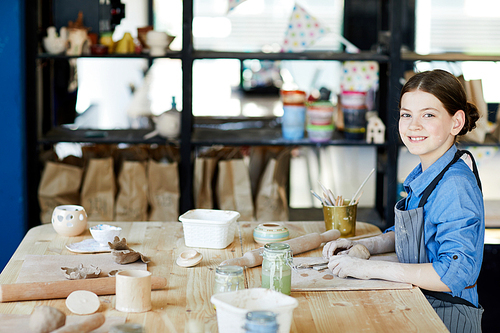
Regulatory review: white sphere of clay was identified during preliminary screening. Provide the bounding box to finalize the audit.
[51,205,88,237]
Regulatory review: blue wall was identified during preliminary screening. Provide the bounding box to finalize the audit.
[0,0,27,270]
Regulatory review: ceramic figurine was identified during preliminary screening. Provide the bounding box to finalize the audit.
[43,26,68,54]
[66,28,90,56]
[115,32,135,54]
[366,114,386,144]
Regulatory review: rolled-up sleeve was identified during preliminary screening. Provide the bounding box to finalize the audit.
[427,172,484,297]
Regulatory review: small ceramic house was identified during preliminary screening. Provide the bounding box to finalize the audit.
[366,116,386,144]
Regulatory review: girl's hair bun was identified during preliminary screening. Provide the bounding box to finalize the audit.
[461,101,480,135]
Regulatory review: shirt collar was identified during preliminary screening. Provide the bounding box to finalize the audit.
[403,145,458,197]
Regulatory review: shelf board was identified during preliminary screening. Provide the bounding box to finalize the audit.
[39,127,178,145]
[402,51,500,62]
[192,50,390,62]
[192,127,385,147]
[36,51,182,60]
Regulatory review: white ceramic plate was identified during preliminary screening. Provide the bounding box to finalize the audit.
[66,239,111,253]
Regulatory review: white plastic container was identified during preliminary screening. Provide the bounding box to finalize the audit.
[210,288,298,333]
[178,209,240,249]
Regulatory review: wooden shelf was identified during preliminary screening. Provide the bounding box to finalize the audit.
[36,51,182,60]
[193,50,390,62]
[39,127,178,145]
[401,51,500,62]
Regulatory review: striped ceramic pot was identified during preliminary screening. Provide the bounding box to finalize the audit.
[253,223,290,245]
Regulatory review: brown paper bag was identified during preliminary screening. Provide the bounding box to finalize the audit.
[147,159,179,221]
[38,161,83,223]
[462,78,489,143]
[194,157,218,209]
[80,157,116,221]
[216,158,254,221]
[255,149,290,221]
[115,161,148,221]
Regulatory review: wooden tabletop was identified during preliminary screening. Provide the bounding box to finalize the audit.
[0,221,448,332]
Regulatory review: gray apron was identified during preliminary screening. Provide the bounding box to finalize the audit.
[394,150,483,333]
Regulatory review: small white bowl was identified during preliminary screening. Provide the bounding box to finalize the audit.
[90,224,122,246]
[176,250,203,267]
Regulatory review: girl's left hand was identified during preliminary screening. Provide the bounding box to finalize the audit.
[328,256,373,280]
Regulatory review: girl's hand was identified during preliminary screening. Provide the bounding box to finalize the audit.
[322,239,354,259]
[328,256,373,279]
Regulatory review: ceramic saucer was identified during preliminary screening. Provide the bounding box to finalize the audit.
[176,250,203,267]
[66,239,111,253]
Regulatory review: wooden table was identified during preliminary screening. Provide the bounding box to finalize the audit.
[0,221,448,332]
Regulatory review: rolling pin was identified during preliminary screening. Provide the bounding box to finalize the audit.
[221,229,341,268]
[0,276,167,303]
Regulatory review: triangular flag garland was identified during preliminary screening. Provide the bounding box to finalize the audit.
[282,4,329,53]
[227,0,249,13]
[341,61,379,92]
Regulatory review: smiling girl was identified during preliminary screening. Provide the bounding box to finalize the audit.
[323,69,484,332]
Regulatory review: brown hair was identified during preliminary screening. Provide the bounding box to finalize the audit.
[399,69,480,136]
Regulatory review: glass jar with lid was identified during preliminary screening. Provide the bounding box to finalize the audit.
[261,243,293,295]
[213,265,245,295]
[244,311,279,333]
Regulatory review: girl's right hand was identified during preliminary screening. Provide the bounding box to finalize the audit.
[322,239,355,259]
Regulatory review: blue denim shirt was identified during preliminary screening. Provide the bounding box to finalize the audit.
[386,145,484,306]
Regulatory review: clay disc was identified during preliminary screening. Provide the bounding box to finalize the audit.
[65,290,100,315]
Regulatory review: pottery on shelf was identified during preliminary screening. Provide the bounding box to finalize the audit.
[143,97,181,139]
[146,30,175,56]
[66,28,90,56]
[43,26,68,54]
[52,205,88,237]
[253,223,290,245]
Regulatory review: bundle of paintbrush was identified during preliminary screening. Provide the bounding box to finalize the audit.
[310,168,375,207]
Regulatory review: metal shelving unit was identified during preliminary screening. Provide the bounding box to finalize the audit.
[29,0,405,228]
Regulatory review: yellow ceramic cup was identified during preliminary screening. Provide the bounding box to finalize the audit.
[322,201,357,238]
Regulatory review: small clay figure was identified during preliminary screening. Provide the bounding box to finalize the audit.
[29,305,66,333]
[61,264,101,280]
[108,236,151,264]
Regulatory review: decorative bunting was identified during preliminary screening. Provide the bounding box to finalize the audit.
[341,61,379,92]
[227,0,249,13]
[282,4,329,53]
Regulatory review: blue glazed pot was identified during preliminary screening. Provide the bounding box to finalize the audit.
[253,223,290,245]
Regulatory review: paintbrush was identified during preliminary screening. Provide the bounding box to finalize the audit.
[350,168,375,205]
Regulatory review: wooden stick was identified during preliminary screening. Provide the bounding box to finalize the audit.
[350,168,375,204]
[0,276,167,303]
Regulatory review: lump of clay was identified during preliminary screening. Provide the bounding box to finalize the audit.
[61,264,101,280]
[348,244,371,260]
[29,305,66,333]
[109,236,151,264]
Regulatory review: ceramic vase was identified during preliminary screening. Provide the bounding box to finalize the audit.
[51,205,88,237]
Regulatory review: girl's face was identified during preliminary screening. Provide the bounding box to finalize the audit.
[399,90,464,170]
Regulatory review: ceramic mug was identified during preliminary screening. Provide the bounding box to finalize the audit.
[115,270,152,312]
[253,223,290,245]
[51,205,88,237]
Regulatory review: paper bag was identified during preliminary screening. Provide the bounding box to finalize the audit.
[147,159,179,221]
[115,161,148,221]
[216,158,254,221]
[255,149,290,221]
[462,78,489,143]
[80,157,116,221]
[38,161,83,223]
[194,157,218,209]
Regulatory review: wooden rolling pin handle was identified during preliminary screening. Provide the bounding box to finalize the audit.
[0,276,167,303]
[51,313,106,333]
[220,229,341,268]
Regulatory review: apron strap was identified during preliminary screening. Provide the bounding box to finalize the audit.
[418,149,482,208]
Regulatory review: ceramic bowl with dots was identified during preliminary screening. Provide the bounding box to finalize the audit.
[51,205,88,237]
[90,224,123,246]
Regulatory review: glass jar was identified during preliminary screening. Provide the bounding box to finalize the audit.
[261,243,293,295]
[109,323,145,333]
[244,311,279,333]
[213,265,245,294]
